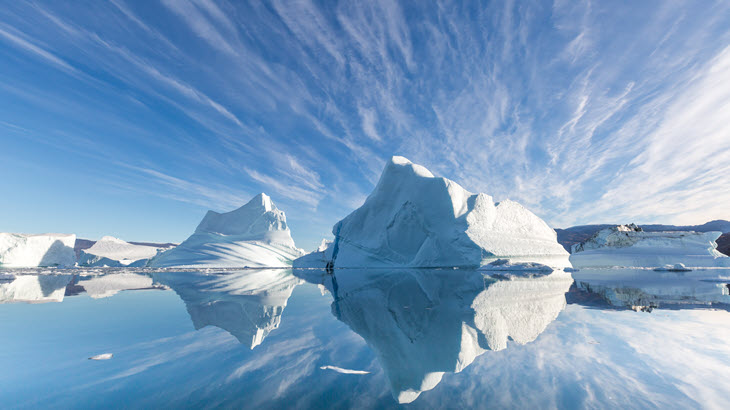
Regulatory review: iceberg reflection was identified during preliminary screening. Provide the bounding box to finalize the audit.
[570,268,730,312]
[153,270,302,349]
[295,268,573,403]
[0,274,73,304]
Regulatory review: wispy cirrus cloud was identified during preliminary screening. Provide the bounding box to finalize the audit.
[1,0,729,248]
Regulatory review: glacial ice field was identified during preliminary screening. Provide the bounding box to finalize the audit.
[1,266,729,409]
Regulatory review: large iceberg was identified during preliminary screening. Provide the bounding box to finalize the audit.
[149,194,304,268]
[305,156,569,269]
[294,268,572,403]
[0,233,76,267]
[570,224,730,268]
[78,236,172,267]
[153,270,301,348]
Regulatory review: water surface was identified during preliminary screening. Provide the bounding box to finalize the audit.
[1,267,729,409]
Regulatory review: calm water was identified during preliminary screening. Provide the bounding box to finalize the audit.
[1,267,729,409]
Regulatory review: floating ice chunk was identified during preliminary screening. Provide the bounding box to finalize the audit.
[319,365,370,375]
[653,263,692,272]
[149,194,304,268]
[0,233,76,267]
[302,156,570,269]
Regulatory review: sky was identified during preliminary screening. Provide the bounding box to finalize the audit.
[1,0,729,251]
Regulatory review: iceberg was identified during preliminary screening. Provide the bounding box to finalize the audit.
[0,233,76,267]
[0,274,73,304]
[292,239,333,269]
[570,224,730,268]
[78,236,171,267]
[148,194,304,268]
[305,156,569,269]
[295,268,572,403]
[153,270,302,348]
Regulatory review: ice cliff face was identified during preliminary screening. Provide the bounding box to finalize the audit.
[317,156,569,269]
[295,268,572,403]
[570,224,730,268]
[154,270,301,348]
[0,233,76,267]
[78,236,170,267]
[149,194,304,268]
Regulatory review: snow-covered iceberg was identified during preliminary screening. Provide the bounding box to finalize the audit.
[295,268,572,403]
[0,274,73,303]
[78,236,172,267]
[0,233,76,268]
[570,224,730,268]
[148,194,304,268]
[305,156,569,269]
[154,270,302,348]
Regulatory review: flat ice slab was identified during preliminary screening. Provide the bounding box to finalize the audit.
[570,225,730,268]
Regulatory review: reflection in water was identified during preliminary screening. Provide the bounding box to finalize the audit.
[570,268,730,312]
[296,269,573,403]
[0,274,72,303]
[0,272,163,303]
[153,270,302,349]
[75,273,163,299]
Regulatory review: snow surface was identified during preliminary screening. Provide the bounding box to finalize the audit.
[301,268,572,403]
[78,236,171,267]
[0,233,76,267]
[153,270,302,348]
[302,156,569,269]
[0,274,72,303]
[148,194,304,268]
[570,225,730,268]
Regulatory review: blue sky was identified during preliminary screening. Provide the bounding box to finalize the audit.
[1,0,729,251]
